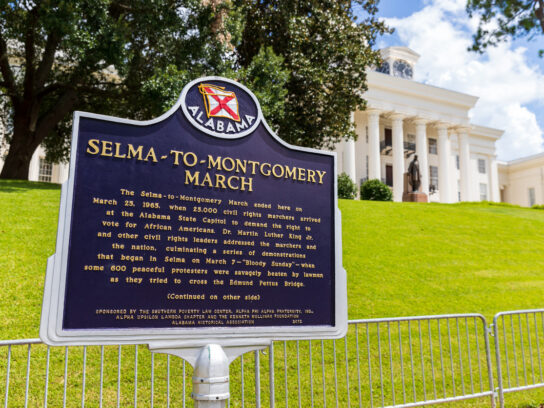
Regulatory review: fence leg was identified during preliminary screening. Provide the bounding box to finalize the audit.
[269,343,275,408]
[255,350,261,408]
[480,319,497,408]
[192,344,230,408]
[492,322,504,408]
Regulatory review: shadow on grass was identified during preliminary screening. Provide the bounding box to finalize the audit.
[0,179,61,193]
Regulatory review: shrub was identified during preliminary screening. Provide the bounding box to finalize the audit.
[337,172,357,199]
[532,204,544,210]
[360,179,393,201]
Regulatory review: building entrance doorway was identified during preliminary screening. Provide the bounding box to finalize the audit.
[386,164,393,187]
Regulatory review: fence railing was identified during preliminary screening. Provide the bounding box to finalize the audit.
[263,314,494,408]
[0,311,542,407]
[492,309,544,408]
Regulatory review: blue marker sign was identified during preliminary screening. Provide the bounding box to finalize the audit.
[40,77,347,345]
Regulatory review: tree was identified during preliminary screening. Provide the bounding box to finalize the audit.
[235,0,390,149]
[0,0,387,179]
[141,46,289,134]
[0,0,233,179]
[467,0,544,55]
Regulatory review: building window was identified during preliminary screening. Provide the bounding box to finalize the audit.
[430,166,438,190]
[365,126,368,144]
[393,59,413,79]
[480,183,488,201]
[478,158,486,174]
[365,155,369,179]
[406,134,416,152]
[529,188,536,207]
[384,128,392,147]
[429,138,437,154]
[38,158,52,182]
[458,181,461,202]
[456,155,460,170]
[376,61,390,75]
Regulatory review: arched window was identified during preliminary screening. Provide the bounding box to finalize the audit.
[393,60,413,79]
[376,61,390,75]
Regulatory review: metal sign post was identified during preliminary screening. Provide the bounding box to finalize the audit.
[191,344,230,407]
[150,339,270,407]
[39,76,347,404]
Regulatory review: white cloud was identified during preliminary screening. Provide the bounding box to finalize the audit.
[385,0,544,161]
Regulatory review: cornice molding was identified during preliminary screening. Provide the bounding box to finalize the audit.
[366,71,479,110]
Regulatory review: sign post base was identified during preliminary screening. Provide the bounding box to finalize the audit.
[149,339,271,407]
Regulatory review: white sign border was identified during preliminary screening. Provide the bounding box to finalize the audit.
[40,76,347,346]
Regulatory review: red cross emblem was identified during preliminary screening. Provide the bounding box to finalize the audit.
[199,84,240,122]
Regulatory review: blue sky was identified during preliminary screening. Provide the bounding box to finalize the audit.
[376,0,427,19]
[356,0,544,161]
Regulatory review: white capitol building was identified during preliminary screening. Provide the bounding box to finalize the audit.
[335,46,502,204]
[335,46,544,207]
[2,46,542,207]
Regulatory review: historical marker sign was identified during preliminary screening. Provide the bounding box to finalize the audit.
[40,77,347,345]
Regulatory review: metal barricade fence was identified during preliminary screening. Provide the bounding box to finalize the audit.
[0,340,196,408]
[492,309,544,408]
[265,314,494,408]
[0,313,497,408]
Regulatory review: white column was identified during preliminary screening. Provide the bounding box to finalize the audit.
[437,123,452,203]
[490,156,500,202]
[343,112,356,182]
[448,129,459,203]
[28,147,41,181]
[458,129,471,201]
[391,114,405,202]
[414,119,429,195]
[58,162,69,184]
[343,139,356,182]
[367,109,381,181]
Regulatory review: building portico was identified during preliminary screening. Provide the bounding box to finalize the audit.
[336,47,503,203]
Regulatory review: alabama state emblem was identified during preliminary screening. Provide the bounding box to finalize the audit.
[198,84,240,122]
[181,77,261,138]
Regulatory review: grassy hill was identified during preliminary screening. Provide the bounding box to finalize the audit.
[1,179,544,339]
[342,199,544,320]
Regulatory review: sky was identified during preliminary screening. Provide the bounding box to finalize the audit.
[357,0,544,162]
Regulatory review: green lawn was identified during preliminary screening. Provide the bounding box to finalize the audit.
[3,180,544,339]
[341,199,544,321]
[2,180,544,408]
[0,180,61,339]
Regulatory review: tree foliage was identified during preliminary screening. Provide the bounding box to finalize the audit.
[0,0,230,178]
[140,47,288,130]
[235,0,389,149]
[467,0,544,55]
[337,172,358,199]
[0,0,387,179]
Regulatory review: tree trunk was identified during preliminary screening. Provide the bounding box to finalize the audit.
[0,128,41,180]
[0,101,41,180]
[0,89,78,180]
[536,0,544,32]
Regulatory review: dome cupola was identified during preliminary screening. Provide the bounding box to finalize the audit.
[376,47,420,80]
